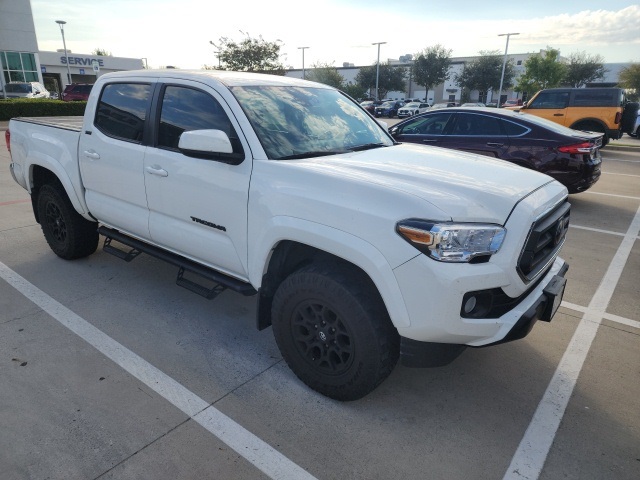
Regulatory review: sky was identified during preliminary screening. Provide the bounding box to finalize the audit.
[31,0,640,70]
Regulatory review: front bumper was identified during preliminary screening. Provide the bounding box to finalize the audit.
[399,260,568,367]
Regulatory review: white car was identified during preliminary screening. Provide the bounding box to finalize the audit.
[397,102,430,118]
[630,111,640,137]
[2,81,50,99]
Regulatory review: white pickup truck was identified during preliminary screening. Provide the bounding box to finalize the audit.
[6,70,569,400]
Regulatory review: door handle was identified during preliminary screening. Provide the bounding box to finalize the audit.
[486,142,504,147]
[145,166,168,177]
[83,150,100,160]
[553,113,564,116]
[422,139,438,143]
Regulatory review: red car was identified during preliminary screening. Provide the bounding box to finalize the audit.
[62,83,93,101]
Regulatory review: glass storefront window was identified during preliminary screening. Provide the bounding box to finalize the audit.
[6,52,22,70]
[10,71,26,82]
[21,53,36,71]
[1,51,39,88]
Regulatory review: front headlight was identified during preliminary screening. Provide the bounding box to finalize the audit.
[396,219,506,263]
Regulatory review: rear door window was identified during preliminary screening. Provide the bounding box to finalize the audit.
[94,83,152,143]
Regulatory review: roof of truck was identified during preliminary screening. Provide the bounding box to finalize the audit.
[99,69,330,89]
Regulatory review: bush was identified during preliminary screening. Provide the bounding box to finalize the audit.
[0,98,86,121]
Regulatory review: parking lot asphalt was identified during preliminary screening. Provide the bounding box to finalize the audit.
[1,119,639,480]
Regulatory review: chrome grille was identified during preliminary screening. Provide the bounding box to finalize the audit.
[518,201,570,282]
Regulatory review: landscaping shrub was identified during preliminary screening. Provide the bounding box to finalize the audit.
[0,98,86,121]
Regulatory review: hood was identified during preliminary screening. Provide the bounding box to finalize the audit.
[292,143,557,223]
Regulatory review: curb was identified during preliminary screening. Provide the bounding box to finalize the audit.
[606,144,640,152]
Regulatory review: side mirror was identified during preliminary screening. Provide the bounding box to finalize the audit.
[178,129,233,154]
[178,129,244,165]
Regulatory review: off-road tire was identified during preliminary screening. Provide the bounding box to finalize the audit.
[573,121,609,147]
[271,262,400,401]
[37,183,99,259]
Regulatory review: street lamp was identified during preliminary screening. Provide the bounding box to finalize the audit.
[372,41,386,101]
[55,20,72,85]
[298,46,309,79]
[497,32,519,107]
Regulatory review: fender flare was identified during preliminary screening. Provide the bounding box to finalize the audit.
[28,159,91,220]
[249,216,412,329]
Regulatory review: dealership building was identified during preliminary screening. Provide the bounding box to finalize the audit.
[1,0,143,98]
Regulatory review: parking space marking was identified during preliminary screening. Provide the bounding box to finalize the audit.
[569,224,627,237]
[0,261,317,480]
[504,203,640,480]
[602,172,640,178]
[0,199,30,207]
[561,301,640,330]
[606,158,640,164]
[583,191,640,200]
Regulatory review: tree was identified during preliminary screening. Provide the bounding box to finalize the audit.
[412,44,451,98]
[563,52,607,88]
[306,62,344,89]
[341,82,368,101]
[355,62,406,100]
[618,63,640,101]
[455,50,514,98]
[515,47,566,94]
[206,33,286,74]
[92,48,112,56]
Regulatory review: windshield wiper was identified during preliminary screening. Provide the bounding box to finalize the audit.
[348,142,389,152]
[277,150,346,160]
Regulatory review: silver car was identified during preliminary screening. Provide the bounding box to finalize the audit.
[397,102,431,118]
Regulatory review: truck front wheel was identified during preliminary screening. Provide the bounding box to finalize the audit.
[37,183,99,259]
[271,263,399,401]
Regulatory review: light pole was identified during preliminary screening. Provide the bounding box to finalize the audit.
[497,32,519,107]
[55,20,72,85]
[298,46,309,79]
[372,41,386,101]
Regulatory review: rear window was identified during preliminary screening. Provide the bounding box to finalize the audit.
[572,90,622,107]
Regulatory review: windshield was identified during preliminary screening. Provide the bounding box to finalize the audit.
[6,83,32,93]
[231,85,393,159]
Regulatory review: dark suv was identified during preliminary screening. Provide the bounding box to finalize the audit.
[374,101,405,118]
[62,83,93,101]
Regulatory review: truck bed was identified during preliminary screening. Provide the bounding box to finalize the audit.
[14,116,83,132]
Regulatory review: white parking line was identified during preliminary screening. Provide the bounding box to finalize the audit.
[583,191,640,200]
[601,172,640,178]
[561,301,640,330]
[0,261,317,480]
[503,203,640,480]
[569,224,627,237]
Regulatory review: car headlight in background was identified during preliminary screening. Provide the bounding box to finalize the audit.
[396,219,506,263]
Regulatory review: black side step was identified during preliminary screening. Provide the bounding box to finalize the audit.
[103,237,142,262]
[99,226,257,297]
[176,267,227,300]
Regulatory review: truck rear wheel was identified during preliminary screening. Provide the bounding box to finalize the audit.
[37,183,99,259]
[271,262,399,401]
[573,121,609,146]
